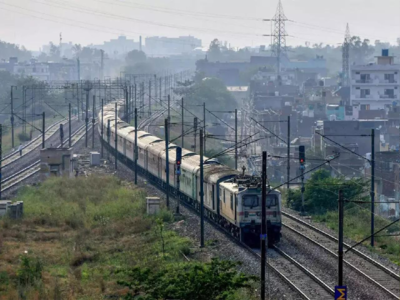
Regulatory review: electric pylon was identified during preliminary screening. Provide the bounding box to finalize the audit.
[342,23,351,87]
[270,0,288,83]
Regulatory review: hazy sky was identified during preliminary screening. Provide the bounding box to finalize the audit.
[0,0,399,51]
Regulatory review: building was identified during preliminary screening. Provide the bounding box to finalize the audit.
[13,60,50,81]
[350,49,400,110]
[145,36,202,56]
[93,36,139,57]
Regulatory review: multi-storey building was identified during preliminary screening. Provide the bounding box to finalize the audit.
[351,49,400,110]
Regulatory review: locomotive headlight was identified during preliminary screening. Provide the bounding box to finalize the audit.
[245,211,249,218]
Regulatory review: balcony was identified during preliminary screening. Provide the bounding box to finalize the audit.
[355,79,373,84]
[380,95,397,99]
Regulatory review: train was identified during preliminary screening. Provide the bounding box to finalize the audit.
[99,101,282,246]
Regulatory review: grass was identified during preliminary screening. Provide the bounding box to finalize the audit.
[0,175,258,299]
[0,175,192,299]
[313,207,400,265]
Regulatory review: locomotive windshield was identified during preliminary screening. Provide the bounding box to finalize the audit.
[242,195,277,208]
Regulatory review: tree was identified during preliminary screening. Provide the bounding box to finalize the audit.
[287,170,369,214]
[207,39,222,62]
[350,36,374,64]
[118,259,257,300]
[0,40,31,61]
[185,78,236,113]
[125,50,147,66]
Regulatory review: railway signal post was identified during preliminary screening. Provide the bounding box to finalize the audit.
[107,119,110,161]
[134,108,138,185]
[165,118,170,208]
[92,95,96,149]
[175,146,182,214]
[100,99,103,157]
[299,145,306,213]
[200,129,205,248]
[338,189,344,286]
[0,124,2,200]
[261,151,267,300]
[60,124,64,147]
[69,103,72,148]
[42,112,45,149]
[115,102,118,170]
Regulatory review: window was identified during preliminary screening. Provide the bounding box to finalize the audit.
[385,74,395,83]
[223,190,226,203]
[384,89,394,98]
[360,89,370,98]
[242,195,278,207]
[360,74,370,83]
[230,193,233,210]
[361,104,370,111]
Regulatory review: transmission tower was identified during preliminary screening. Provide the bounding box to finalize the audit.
[265,1,288,84]
[342,23,351,87]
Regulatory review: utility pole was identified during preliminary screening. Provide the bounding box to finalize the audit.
[69,103,72,148]
[154,74,157,105]
[165,118,170,208]
[100,50,104,80]
[168,94,171,142]
[115,102,118,170]
[371,128,375,247]
[200,129,205,248]
[42,112,45,149]
[203,102,206,153]
[60,124,64,147]
[235,108,238,170]
[134,84,137,111]
[287,116,291,203]
[11,86,16,149]
[181,98,184,148]
[159,77,162,104]
[77,83,80,121]
[77,58,81,81]
[100,99,104,157]
[148,80,151,117]
[194,117,198,152]
[261,151,267,300]
[125,86,129,123]
[0,124,2,200]
[85,89,89,148]
[107,119,110,161]
[134,108,138,185]
[338,189,344,286]
[92,95,96,149]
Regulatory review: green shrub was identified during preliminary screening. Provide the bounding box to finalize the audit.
[16,255,43,287]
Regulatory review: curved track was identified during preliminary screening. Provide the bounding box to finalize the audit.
[1,122,93,193]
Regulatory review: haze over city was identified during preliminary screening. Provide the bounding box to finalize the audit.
[0,0,399,50]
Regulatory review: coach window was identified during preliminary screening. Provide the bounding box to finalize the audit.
[223,190,226,203]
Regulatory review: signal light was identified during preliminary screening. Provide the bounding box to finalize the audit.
[299,145,305,166]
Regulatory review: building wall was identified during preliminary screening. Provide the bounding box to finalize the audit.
[350,59,400,110]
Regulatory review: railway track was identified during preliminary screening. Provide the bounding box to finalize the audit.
[282,211,400,299]
[1,117,78,168]
[1,122,93,193]
[249,245,334,300]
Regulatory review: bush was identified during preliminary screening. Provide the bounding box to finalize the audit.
[118,258,257,300]
[18,132,30,142]
[16,255,43,287]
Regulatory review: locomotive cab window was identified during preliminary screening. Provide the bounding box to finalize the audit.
[243,195,277,208]
[230,193,233,210]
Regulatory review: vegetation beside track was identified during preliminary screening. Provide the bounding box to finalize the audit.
[0,175,258,299]
[286,170,400,266]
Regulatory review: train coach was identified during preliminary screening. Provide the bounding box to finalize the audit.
[99,101,282,246]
